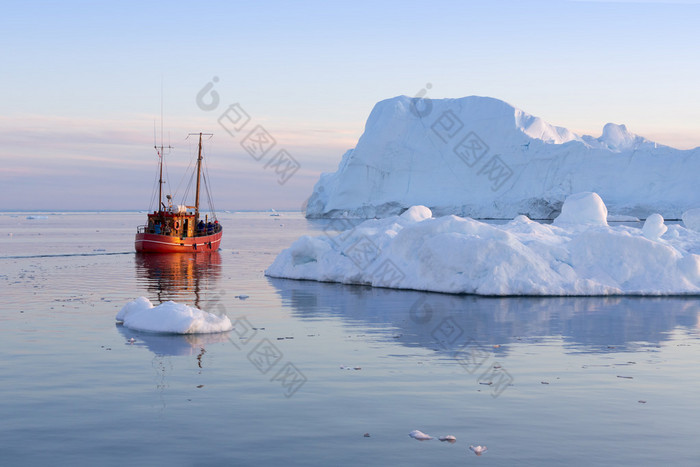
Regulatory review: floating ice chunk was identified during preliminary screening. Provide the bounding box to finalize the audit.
[469,445,488,456]
[642,213,667,240]
[682,208,700,232]
[116,297,232,334]
[409,430,433,440]
[439,435,456,442]
[553,192,608,227]
[267,193,700,296]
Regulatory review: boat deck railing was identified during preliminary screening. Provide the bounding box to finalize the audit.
[137,224,222,236]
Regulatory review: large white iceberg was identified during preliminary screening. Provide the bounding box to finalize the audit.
[116,297,233,334]
[267,193,700,296]
[305,96,700,219]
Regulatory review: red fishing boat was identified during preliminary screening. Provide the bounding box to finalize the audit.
[135,132,222,253]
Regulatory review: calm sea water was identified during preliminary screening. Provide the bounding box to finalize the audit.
[1,212,700,466]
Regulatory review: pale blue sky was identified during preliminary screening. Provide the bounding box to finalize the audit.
[1,0,699,210]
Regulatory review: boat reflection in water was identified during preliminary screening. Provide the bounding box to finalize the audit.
[135,251,222,308]
[126,251,228,357]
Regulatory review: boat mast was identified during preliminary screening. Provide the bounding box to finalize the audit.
[194,132,203,219]
[189,132,212,220]
[157,145,164,210]
[159,83,164,212]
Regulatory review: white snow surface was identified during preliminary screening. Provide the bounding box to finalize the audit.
[116,297,233,334]
[267,193,700,296]
[305,95,700,219]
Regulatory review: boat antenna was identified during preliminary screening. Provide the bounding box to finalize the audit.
[156,78,173,211]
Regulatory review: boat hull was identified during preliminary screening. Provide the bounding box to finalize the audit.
[135,231,222,253]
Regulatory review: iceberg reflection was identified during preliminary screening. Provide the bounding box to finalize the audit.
[267,277,700,354]
[116,324,230,357]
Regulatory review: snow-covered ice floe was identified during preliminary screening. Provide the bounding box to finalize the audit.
[266,193,700,296]
[116,297,232,334]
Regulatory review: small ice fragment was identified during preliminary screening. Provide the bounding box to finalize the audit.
[541,381,550,385]
[638,400,647,404]
[617,375,633,379]
[128,338,135,344]
[553,192,608,227]
[439,435,456,442]
[682,208,700,231]
[236,295,250,300]
[409,430,433,440]
[469,445,487,456]
[363,433,370,438]
[642,213,667,240]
